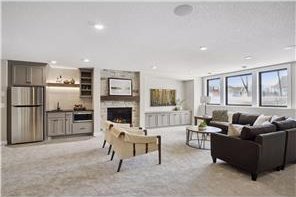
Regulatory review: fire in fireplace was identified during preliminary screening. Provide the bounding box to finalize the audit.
[107,107,132,124]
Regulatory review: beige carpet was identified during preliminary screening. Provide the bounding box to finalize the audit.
[1,126,295,196]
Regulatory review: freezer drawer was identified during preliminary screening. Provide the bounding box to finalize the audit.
[11,87,43,106]
[11,106,44,144]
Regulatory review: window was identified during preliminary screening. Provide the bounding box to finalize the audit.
[259,69,288,107]
[207,78,220,104]
[226,74,252,106]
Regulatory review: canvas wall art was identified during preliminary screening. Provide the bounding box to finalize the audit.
[108,78,132,96]
[150,89,176,106]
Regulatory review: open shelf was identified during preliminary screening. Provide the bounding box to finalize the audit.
[101,95,140,102]
[46,83,80,87]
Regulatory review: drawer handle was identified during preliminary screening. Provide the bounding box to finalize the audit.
[80,127,86,130]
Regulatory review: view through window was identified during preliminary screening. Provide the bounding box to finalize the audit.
[207,78,220,104]
[226,74,252,105]
[260,69,288,107]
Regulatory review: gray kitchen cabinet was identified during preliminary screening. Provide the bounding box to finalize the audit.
[145,111,191,128]
[47,118,65,136]
[8,60,47,86]
[65,113,73,135]
[72,122,93,134]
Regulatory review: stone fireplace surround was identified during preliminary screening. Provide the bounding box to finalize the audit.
[100,69,140,127]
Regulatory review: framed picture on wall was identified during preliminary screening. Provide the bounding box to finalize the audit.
[150,89,176,106]
[108,78,132,96]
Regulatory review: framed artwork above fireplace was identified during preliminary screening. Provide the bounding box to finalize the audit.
[108,78,132,96]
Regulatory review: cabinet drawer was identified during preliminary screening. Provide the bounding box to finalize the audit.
[47,112,65,118]
[72,122,93,134]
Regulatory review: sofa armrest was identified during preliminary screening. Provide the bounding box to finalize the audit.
[254,131,286,171]
[211,133,260,172]
[285,128,296,163]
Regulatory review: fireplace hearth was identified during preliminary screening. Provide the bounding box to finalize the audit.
[107,107,132,124]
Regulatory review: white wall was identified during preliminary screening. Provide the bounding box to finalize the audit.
[93,67,100,134]
[143,74,186,112]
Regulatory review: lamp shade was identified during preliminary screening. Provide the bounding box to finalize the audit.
[200,96,211,104]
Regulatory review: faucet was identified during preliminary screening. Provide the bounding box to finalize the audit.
[57,102,60,111]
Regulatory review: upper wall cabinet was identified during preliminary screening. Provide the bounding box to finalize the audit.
[8,60,47,86]
[79,68,93,98]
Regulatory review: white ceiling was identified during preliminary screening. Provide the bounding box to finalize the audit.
[2,2,296,79]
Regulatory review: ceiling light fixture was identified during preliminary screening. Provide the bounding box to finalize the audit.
[208,72,212,75]
[174,4,193,16]
[82,58,90,63]
[152,66,157,70]
[200,46,208,51]
[244,56,252,60]
[242,65,247,69]
[50,60,57,64]
[284,45,296,50]
[94,23,104,30]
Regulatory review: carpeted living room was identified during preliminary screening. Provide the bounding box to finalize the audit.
[1,1,296,197]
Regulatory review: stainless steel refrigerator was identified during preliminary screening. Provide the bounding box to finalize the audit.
[8,87,44,144]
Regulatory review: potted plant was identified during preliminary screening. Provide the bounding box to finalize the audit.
[198,120,207,130]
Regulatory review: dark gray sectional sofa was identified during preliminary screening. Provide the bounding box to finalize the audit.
[209,112,296,181]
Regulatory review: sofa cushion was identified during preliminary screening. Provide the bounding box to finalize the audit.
[273,119,296,130]
[240,124,277,141]
[212,110,228,122]
[232,113,241,124]
[253,114,272,126]
[237,113,259,126]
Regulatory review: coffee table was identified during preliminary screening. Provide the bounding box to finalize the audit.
[186,126,222,149]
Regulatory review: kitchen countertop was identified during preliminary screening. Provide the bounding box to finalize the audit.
[46,109,93,113]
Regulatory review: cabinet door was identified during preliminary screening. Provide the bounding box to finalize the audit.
[146,114,157,128]
[48,118,65,136]
[65,113,73,135]
[31,66,45,86]
[65,118,73,135]
[157,113,170,127]
[185,112,191,125]
[12,65,31,85]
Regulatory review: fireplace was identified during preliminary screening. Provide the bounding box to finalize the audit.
[107,107,132,124]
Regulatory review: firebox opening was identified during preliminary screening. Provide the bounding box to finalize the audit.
[107,107,132,124]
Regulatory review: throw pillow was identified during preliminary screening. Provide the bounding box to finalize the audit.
[228,124,244,137]
[240,124,277,141]
[228,112,235,123]
[212,110,228,122]
[270,115,286,123]
[253,114,272,126]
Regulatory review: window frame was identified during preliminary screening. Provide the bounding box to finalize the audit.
[259,68,288,108]
[225,73,253,106]
[206,78,221,105]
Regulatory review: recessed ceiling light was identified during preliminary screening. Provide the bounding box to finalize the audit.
[208,72,212,75]
[244,56,252,60]
[174,4,193,16]
[82,58,90,63]
[284,45,296,50]
[242,65,247,68]
[94,23,104,30]
[152,66,157,70]
[200,46,208,51]
[50,60,57,64]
